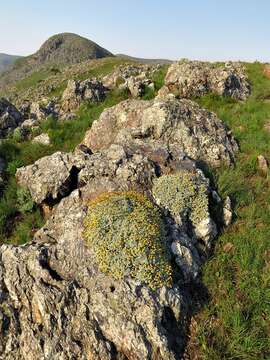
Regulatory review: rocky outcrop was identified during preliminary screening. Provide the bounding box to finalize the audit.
[16,151,83,204]
[0,97,23,138]
[83,97,238,167]
[0,189,187,359]
[164,60,251,100]
[103,64,156,97]
[2,91,238,358]
[61,78,107,114]
[9,142,219,359]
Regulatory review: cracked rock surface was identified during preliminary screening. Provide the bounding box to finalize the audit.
[1,93,240,359]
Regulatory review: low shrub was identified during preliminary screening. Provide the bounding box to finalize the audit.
[152,171,209,226]
[83,191,172,289]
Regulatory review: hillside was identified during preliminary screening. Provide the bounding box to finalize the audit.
[116,53,173,65]
[0,33,113,89]
[0,57,269,359]
[0,53,21,73]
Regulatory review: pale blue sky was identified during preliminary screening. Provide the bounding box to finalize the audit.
[1,0,269,61]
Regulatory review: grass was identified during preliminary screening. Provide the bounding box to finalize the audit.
[187,62,270,359]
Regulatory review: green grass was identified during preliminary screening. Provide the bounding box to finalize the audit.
[190,62,270,359]
[14,68,56,92]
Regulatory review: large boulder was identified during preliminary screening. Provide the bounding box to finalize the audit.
[0,97,23,138]
[83,97,238,167]
[165,60,251,100]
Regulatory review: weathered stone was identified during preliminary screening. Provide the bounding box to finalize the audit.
[0,188,188,359]
[83,97,238,167]
[61,78,107,113]
[223,196,233,226]
[30,99,57,121]
[165,60,251,100]
[32,133,51,145]
[257,154,269,175]
[16,152,83,204]
[0,97,23,138]
[103,64,157,97]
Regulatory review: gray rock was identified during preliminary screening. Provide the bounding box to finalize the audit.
[83,97,238,167]
[32,133,51,146]
[223,196,233,226]
[16,152,83,204]
[1,86,239,358]
[0,189,188,359]
[61,78,107,113]
[30,99,57,121]
[0,97,23,139]
[165,60,251,100]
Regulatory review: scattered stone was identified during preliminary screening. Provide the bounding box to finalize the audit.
[32,133,51,146]
[257,154,269,175]
[0,97,23,138]
[165,60,251,100]
[263,121,270,134]
[223,196,233,226]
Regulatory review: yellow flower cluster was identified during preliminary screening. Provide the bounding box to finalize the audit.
[83,191,172,290]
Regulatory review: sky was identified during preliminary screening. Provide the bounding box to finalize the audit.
[0,0,269,61]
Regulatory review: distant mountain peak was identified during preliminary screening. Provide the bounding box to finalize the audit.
[0,33,113,88]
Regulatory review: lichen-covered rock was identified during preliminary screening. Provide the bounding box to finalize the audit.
[223,195,233,226]
[30,99,57,120]
[16,151,87,204]
[61,78,107,113]
[83,97,238,167]
[0,189,187,359]
[0,97,23,138]
[103,64,156,97]
[165,60,250,100]
[126,75,154,97]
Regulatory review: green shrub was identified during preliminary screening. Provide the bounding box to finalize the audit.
[152,171,209,226]
[83,191,172,289]
[17,187,34,213]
